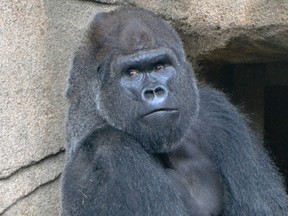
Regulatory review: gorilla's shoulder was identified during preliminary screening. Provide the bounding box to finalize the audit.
[197,84,244,127]
[198,84,233,111]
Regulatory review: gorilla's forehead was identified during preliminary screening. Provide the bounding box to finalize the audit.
[119,19,157,52]
[88,8,183,56]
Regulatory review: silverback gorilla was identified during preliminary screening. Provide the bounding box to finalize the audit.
[61,7,288,216]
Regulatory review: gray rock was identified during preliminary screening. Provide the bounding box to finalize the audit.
[2,178,62,216]
[0,152,65,214]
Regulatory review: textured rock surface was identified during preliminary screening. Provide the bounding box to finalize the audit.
[1,0,288,215]
[0,152,64,214]
[2,178,62,216]
[1,0,54,179]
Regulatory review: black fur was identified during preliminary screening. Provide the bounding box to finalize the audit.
[61,7,288,216]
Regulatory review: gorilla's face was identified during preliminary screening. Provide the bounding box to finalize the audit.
[88,9,199,153]
[95,48,199,153]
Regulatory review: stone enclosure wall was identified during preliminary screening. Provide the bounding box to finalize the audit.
[1,0,287,215]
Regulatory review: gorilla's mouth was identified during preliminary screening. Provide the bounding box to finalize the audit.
[142,108,178,118]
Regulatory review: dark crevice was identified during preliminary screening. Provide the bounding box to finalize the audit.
[0,173,62,215]
[0,148,65,180]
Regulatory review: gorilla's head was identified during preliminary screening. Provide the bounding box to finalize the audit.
[69,8,199,153]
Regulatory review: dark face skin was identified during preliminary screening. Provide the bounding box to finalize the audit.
[103,50,196,152]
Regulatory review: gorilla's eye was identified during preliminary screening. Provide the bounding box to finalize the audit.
[128,69,140,77]
[154,64,165,71]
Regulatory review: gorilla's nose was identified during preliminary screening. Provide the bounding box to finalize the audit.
[141,85,168,105]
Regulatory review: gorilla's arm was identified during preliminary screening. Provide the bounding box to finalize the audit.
[61,127,204,216]
[194,85,288,215]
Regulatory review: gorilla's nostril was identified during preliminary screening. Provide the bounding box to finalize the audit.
[144,89,155,99]
[154,86,166,97]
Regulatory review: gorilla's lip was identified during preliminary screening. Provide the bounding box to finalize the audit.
[142,108,179,118]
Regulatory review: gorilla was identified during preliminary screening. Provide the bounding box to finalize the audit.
[61,7,288,216]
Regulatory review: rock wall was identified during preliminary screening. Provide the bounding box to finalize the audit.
[1,0,287,215]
